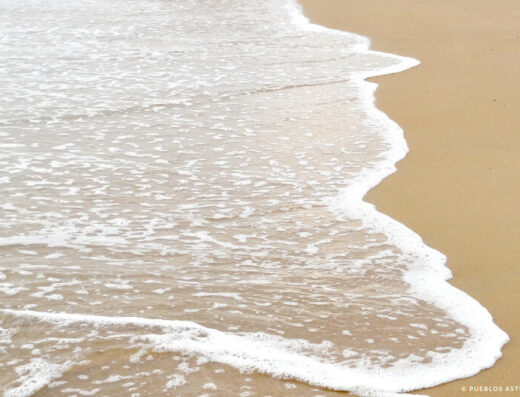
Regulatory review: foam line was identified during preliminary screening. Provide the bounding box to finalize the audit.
[287,0,509,392]
[0,306,506,395]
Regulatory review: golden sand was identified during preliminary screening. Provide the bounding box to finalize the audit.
[299,0,520,394]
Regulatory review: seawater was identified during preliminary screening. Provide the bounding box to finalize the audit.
[0,0,508,396]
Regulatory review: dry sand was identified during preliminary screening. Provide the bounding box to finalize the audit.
[298,0,520,395]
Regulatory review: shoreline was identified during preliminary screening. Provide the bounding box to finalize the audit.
[298,0,520,395]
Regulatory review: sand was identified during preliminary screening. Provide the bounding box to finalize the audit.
[298,0,520,395]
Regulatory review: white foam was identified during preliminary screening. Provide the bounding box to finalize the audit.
[0,308,505,395]
[287,0,508,392]
[4,357,71,397]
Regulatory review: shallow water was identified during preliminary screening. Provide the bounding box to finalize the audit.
[0,0,507,395]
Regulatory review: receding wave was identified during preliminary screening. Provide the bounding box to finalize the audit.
[0,0,507,396]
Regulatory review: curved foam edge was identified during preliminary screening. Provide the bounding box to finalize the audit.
[287,0,509,392]
[0,307,500,396]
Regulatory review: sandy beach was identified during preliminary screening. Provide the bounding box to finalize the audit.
[1,0,517,395]
[299,0,520,394]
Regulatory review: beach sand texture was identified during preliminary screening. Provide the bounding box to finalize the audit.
[299,0,520,395]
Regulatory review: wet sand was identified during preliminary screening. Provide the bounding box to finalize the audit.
[299,0,520,394]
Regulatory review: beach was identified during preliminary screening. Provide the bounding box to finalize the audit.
[299,0,520,394]
[0,0,516,395]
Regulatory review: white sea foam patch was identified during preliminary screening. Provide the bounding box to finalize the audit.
[3,357,72,397]
[0,309,503,396]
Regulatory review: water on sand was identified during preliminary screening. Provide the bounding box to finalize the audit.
[0,0,507,395]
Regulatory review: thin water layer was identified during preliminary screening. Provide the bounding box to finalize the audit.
[0,0,507,396]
